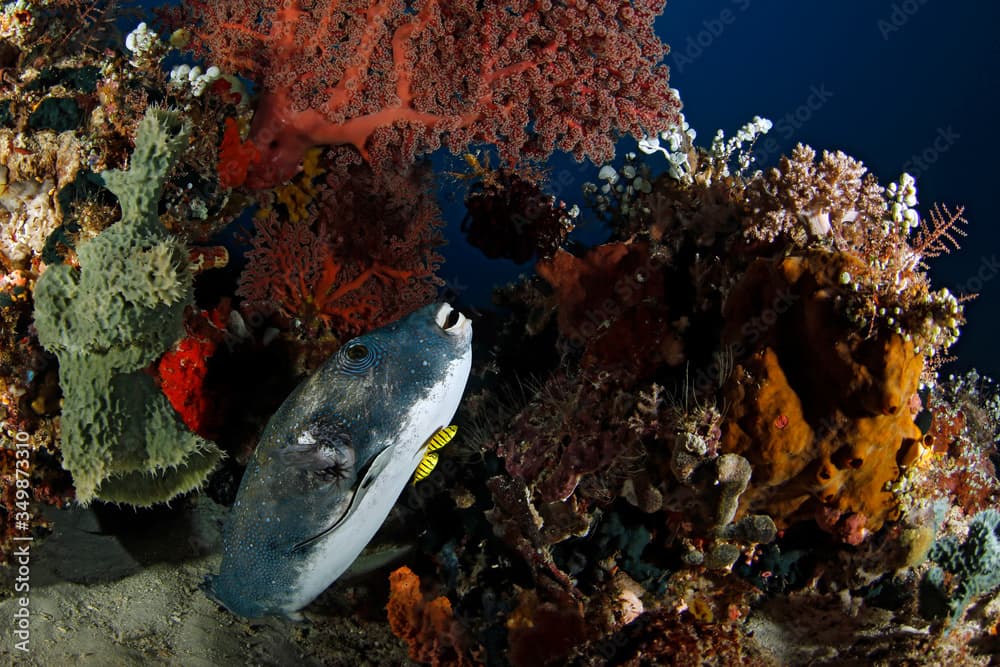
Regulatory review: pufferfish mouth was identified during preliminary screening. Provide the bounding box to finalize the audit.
[436,303,471,336]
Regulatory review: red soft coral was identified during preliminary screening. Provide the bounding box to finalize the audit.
[156,303,230,439]
[182,0,679,187]
[236,162,443,337]
[217,117,260,189]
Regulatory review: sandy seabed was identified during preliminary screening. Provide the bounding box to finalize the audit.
[0,496,416,666]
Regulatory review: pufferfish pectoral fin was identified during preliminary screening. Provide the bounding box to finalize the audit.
[412,425,457,484]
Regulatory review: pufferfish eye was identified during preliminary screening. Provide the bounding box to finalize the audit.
[340,341,378,373]
[345,344,369,361]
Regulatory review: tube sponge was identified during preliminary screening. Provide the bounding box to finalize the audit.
[33,109,224,506]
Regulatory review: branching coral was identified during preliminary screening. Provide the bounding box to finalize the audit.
[0,0,120,56]
[460,153,577,264]
[497,369,645,507]
[743,144,886,250]
[894,370,1000,529]
[451,115,989,667]
[741,145,967,363]
[1,4,248,254]
[575,607,775,667]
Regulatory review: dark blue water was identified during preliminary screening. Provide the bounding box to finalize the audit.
[443,0,999,380]
[651,1,999,379]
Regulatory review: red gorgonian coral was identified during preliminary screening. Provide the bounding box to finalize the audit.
[236,163,444,336]
[179,0,680,187]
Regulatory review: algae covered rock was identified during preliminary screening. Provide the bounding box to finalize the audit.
[33,108,224,506]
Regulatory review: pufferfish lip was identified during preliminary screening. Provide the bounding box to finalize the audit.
[435,303,471,337]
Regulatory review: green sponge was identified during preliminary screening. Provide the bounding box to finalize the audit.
[920,508,1000,628]
[33,108,224,506]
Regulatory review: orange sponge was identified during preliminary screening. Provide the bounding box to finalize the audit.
[387,566,478,666]
[720,251,924,540]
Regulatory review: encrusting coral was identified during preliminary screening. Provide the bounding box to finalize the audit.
[32,108,223,505]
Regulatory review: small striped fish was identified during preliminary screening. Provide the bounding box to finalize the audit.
[413,425,457,483]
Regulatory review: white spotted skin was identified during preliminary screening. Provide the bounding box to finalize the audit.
[287,341,472,613]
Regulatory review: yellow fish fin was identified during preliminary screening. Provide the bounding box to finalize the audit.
[412,425,458,484]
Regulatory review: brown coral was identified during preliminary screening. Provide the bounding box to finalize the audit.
[386,566,479,667]
[574,607,775,667]
[536,242,683,377]
[461,157,575,264]
[506,588,587,667]
[719,251,924,539]
[743,143,886,252]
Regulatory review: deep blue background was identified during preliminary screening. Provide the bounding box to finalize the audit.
[440,0,999,381]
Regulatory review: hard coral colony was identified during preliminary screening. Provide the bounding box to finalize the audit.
[0,0,995,666]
